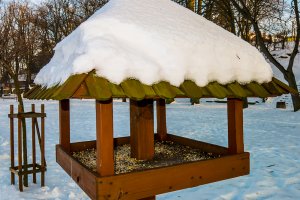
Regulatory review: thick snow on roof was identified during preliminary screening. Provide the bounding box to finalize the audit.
[35,0,273,87]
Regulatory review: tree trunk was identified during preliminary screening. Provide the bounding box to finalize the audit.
[285,71,300,111]
[13,76,29,187]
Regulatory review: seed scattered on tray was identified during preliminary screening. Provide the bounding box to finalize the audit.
[73,141,220,174]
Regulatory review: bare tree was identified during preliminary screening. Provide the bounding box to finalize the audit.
[226,0,300,111]
[0,0,39,186]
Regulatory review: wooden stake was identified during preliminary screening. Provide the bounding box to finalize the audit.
[156,99,167,141]
[33,119,46,165]
[41,104,45,187]
[10,105,15,185]
[130,99,155,160]
[96,100,114,176]
[19,105,28,187]
[18,106,23,191]
[227,98,244,154]
[59,100,70,152]
[31,104,36,184]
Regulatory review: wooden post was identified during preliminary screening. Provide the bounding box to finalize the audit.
[59,99,70,152]
[18,106,23,191]
[131,99,155,200]
[19,105,28,187]
[227,98,244,154]
[32,104,37,184]
[96,100,114,176]
[10,105,15,185]
[130,99,155,161]
[41,104,45,187]
[156,99,167,141]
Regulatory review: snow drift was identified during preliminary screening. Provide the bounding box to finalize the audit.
[34,0,273,88]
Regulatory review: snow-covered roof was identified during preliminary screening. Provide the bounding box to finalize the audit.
[34,0,273,88]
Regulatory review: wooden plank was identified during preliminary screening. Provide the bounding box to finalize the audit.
[8,112,46,119]
[72,82,91,99]
[70,137,131,153]
[130,99,155,160]
[71,141,97,152]
[246,82,270,98]
[156,99,167,141]
[10,105,15,185]
[41,104,45,187]
[97,153,250,200]
[85,75,112,100]
[18,106,23,192]
[167,134,228,155]
[179,80,203,99]
[272,77,298,95]
[114,136,130,146]
[152,82,177,99]
[206,82,231,99]
[32,104,37,184]
[56,145,97,200]
[53,74,88,100]
[121,79,145,101]
[56,145,72,176]
[96,100,114,176]
[57,139,249,200]
[69,134,228,156]
[59,100,70,152]
[226,82,248,98]
[227,98,244,154]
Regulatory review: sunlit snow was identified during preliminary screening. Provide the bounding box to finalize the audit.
[34,0,273,87]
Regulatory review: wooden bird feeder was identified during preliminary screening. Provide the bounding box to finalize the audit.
[25,72,297,200]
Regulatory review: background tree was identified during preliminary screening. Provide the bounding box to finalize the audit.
[0,0,38,186]
[226,0,300,111]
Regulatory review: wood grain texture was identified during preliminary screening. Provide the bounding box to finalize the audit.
[57,135,250,200]
[56,145,97,200]
[59,99,70,152]
[96,100,114,176]
[31,104,37,183]
[227,98,244,154]
[130,99,155,160]
[156,99,167,141]
[97,153,250,200]
[17,106,23,191]
[41,104,45,187]
[10,105,15,185]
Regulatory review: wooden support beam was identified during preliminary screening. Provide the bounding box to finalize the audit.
[10,105,15,185]
[31,104,37,184]
[96,100,114,176]
[41,104,45,187]
[130,99,155,161]
[17,106,23,191]
[156,99,167,141]
[59,99,70,152]
[227,98,244,154]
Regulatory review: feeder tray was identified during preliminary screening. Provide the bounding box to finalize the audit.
[73,140,221,174]
[56,134,249,200]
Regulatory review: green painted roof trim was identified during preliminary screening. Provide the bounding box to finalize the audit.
[24,72,297,101]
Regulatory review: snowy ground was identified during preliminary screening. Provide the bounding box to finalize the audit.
[0,97,300,200]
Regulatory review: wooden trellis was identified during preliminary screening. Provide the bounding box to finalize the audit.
[9,104,46,191]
